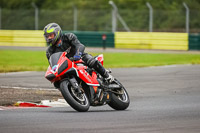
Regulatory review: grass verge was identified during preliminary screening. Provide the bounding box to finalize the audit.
[0,50,200,72]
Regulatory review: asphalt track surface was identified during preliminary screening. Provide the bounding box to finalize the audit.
[0,65,200,133]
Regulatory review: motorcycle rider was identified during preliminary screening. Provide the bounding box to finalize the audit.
[43,23,114,85]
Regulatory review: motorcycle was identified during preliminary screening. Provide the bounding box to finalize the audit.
[45,52,130,112]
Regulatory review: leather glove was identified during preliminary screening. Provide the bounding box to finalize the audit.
[73,51,82,61]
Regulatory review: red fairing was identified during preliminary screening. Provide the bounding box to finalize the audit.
[76,67,99,86]
[57,53,73,76]
[45,52,72,82]
[45,66,52,77]
[45,52,103,86]
[96,54,104,65]
[74,59,84,64]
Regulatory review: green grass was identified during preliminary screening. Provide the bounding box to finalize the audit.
[0,50,48,72]
[0,50,200,72]
[101,52,200,68]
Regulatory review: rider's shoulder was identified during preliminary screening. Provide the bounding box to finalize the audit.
[46,45,53,52]
[62,33,77,41]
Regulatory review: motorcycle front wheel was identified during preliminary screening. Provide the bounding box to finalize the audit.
[60,80,90,112]
[108,79,130,110]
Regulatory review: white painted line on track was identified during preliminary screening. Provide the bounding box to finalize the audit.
[40,99,69,107]
[0,106,35,110]
[148,64,192,68]
[0,71,38,75]
[0,99,69,110]
[0,85,57,91]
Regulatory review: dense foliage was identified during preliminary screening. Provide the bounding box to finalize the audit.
[0,0,200,32]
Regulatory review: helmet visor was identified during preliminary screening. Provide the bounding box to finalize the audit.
[44,33,55,43]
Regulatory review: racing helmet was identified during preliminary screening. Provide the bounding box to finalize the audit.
[43,23,62,46]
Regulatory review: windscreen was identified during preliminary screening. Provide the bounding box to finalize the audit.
[49,52,63,68]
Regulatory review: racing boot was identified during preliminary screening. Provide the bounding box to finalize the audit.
[93,61,114,83]
[104,72,114,83]
[83,54,114,83]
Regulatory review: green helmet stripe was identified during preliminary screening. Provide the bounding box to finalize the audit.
[47,23,53,30]
[46,24,54,33]
[55,31,60,41]
[47,28,54,33]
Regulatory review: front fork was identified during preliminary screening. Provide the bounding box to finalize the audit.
[66,76,116,105]
[68,77,82,94]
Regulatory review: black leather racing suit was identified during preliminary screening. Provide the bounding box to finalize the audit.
[46,33,108,78]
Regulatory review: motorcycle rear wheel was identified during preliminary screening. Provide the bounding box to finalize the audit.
[108,79,130,110]
[60,80,90,112]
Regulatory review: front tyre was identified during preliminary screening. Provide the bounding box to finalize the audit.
[108,79,130,110]
[60,80,90,112]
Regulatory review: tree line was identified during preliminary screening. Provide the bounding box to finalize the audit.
[0,0,200,32]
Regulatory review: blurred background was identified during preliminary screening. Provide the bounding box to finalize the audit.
[0,0,199,32]
[0,0,200,51]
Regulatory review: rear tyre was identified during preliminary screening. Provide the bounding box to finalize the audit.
[108,79,130,110]
[60,80,90,112]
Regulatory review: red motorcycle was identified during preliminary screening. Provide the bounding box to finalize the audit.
[45,52,130,112]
